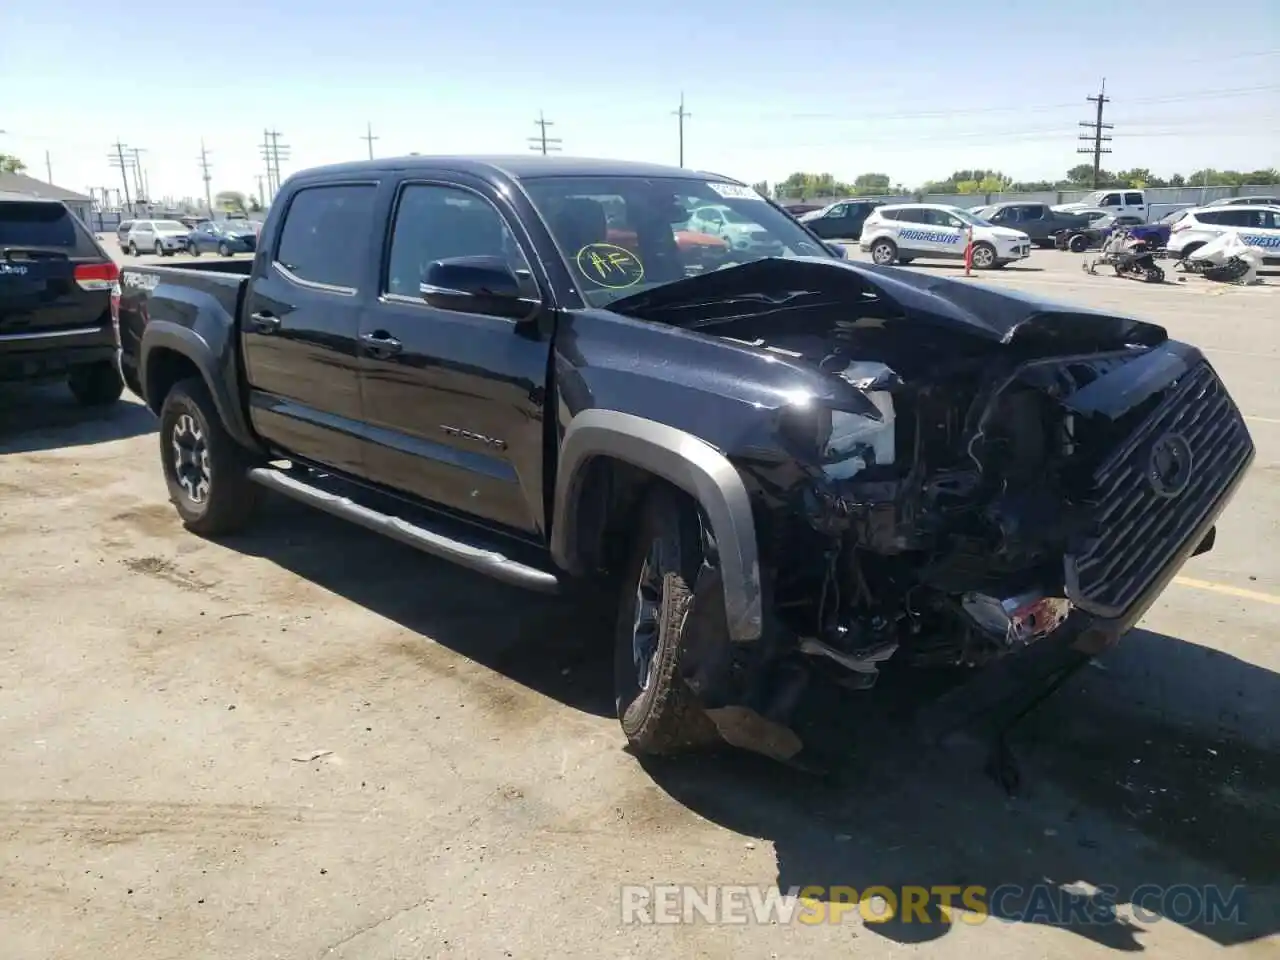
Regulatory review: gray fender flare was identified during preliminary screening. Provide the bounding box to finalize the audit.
[550,409,763,643]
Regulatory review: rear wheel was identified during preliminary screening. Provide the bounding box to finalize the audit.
[67,361,124,406]
[870,239,898,265]
[614,486,718,755]
[158,378,259,536]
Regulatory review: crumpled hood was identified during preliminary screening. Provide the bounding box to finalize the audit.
[607,256,1167,350]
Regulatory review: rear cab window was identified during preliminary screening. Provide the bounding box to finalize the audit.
[274,183,378,291]
[0,200,102,258]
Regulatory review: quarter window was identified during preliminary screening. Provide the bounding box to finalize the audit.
[276,183,377,290]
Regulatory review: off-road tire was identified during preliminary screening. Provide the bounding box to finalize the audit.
[870,239,898,265]
[614,486,719,755]
[158,377,259,536]
[67,361,124,406]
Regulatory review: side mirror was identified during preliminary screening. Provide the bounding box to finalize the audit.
[422,256,539,321]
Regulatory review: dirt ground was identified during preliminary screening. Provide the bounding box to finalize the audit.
[2,247,1279,959]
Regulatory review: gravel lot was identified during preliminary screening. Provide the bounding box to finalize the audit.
[2,243,1278,959]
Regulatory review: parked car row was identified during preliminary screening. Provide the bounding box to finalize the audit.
[113,218,259,257]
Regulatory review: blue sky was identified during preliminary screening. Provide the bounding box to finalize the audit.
[1,0,1276,203]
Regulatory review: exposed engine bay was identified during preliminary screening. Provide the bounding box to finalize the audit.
[611,259,1254,707]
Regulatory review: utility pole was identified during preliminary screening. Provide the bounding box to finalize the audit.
[108,140,132,209]
[45,150,53,183]
[361,121,379,160]
[260,129,290,200]
[254,174,266,208]
[672,92,691,167]
[197,139,214,215]
[527,111,561,156]
[128,147,148,202]
[1077,78,1113,189]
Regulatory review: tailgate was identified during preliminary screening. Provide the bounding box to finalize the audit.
[1,201,113,336]
[1,247,110,334]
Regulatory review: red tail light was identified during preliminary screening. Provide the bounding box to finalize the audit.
[75,261,119,291]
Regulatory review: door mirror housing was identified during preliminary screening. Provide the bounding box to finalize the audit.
[421,256,539,321]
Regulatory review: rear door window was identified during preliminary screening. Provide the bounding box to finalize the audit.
[1124,192,1144,206]
[275,183,378,291]
[0,201,99,257]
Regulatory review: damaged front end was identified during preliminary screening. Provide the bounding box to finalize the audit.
[612,259,1256,758]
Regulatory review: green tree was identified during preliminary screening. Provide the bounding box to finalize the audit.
[851,172,891,196]
[0,153,27,174]
[777,172,851,199]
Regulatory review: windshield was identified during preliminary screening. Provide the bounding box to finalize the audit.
[519,175,831,306]
[155,220,188,231]
[1158,210,1188,225]
[967,206,992,220]
[948,208,990,227]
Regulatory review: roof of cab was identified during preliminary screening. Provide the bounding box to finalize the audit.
[287,155,739,183]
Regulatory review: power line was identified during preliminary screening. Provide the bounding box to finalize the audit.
[198,139,213,215]
[1078,77,1114,188]
[672,92,690,167]
[528,111,561,156]
[742,83,1280,123]
[107,140,132,209]
[128,147,148,202]
[260,129,291,200]
[361,121,379,160]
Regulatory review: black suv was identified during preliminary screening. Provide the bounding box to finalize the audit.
[1,196,124,405]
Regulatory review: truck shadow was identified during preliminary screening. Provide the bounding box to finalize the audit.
[0,385,156,454]
[227,494,1280,950]
[641,634,1280,949]
[223,495,617,719]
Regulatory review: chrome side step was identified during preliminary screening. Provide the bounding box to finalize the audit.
[247,467,561,594]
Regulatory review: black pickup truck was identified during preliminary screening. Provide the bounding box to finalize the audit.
[115,156,1254,763]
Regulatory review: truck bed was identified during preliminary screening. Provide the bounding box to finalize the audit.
[116,259,250,399]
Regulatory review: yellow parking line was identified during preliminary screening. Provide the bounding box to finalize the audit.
[1173,576,1280,606]
[1244,415,1280,425]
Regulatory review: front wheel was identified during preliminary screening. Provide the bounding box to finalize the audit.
[218,241,231,257]
[870,239,897,265]
[128,242,139,257]
[1068,234,1089,253]
[67,361,124,406]
[158,378,260,536]
[614,486,718,755]
[189,240,201,256]
[970,242,997,269]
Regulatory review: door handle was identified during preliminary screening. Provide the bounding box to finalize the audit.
[361,331,403,357]
[248,311,281,333]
